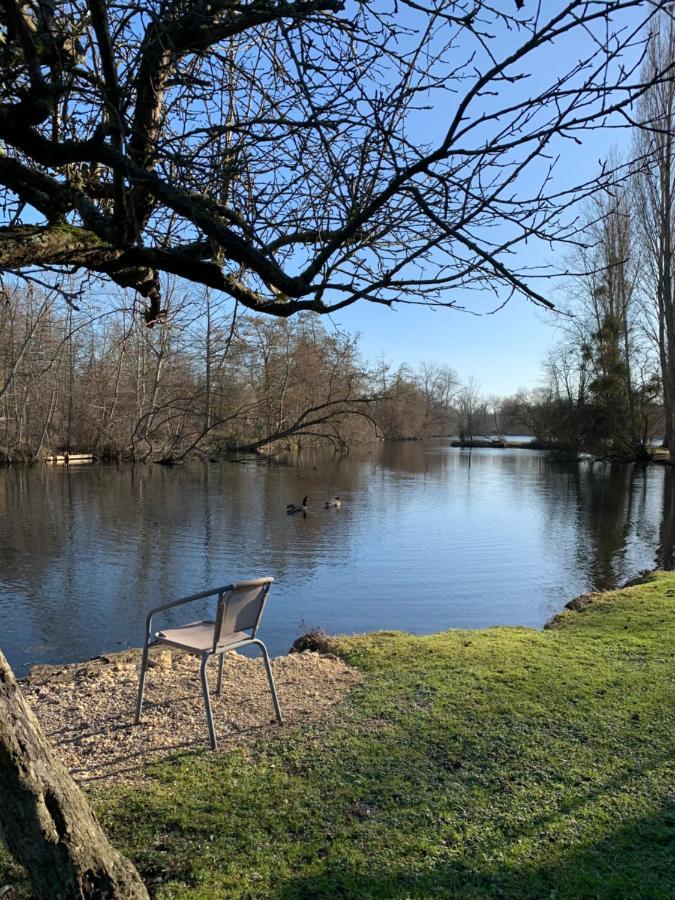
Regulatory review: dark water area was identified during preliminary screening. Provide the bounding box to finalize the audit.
[1,443,674,676]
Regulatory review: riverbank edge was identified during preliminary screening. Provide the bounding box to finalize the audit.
[17,569,660,688]
[1,440,673,465]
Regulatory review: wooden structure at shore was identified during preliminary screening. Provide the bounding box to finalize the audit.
[44,453,95,466]
[450,439,537,449]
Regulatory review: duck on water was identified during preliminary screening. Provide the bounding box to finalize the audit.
[287,496,309,515]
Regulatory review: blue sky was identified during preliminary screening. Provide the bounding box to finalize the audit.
[334,291,557,395]
[319,3,652,396]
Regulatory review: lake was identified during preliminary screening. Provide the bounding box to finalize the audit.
[1,443,673,676]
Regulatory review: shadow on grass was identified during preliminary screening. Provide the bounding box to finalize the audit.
[276,805,675,899]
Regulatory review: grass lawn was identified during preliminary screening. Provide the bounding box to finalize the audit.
[2,572,674,898]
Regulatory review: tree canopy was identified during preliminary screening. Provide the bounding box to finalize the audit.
[0,0,672,324]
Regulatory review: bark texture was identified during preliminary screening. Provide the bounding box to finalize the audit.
[0,650,149,900]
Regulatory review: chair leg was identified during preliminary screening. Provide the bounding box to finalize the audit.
[200,654,218,750]
[256,640,283,724]
[135,637,151,724]
[216,653,225,696]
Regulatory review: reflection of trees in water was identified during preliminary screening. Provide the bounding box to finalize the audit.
[542,460,662,591]
[380,441,450,477]
[2,448,447,663]
[276,439,455,480]
[657,467,675,570]
[578,464,634,589]
[1,467,69,565]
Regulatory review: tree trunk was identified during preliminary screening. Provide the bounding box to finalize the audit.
[0,650,148,900]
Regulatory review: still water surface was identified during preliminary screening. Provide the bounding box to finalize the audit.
[1,443,674,676]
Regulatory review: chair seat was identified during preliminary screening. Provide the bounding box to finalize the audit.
[156,620,250,653]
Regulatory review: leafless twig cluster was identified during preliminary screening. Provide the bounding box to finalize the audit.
[0,1,672,324]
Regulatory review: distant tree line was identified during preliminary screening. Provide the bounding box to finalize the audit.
[0,284,367,462]
[0,280,540,463]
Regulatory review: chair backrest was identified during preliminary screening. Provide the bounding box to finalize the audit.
[213,577,274,650]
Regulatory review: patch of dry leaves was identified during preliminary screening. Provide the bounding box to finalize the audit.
[22,647,361,786]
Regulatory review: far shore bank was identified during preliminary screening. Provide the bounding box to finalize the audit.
[2,437,672,466]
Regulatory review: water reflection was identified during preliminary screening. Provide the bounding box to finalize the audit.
[657,466,675,570]
[0,444,672,675]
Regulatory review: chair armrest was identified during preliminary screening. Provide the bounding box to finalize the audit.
[142,585,234,638]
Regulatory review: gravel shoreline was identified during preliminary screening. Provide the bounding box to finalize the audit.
[22,646,361,786]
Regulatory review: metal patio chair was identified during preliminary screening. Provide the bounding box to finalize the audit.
[135,577,282,750]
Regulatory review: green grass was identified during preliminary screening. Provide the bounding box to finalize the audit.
[2,572,674,898]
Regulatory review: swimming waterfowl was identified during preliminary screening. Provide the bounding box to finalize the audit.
[324,496,341,508]
[287,496,309,514]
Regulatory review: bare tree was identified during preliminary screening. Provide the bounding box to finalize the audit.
[418,363,458,438]
[485,395,504,437]
[634,11,675,450]
[456,377,486,443]
[568,178,653,456]
[0,2,671,325]
[224,317,377,453]
[370,363,425,440]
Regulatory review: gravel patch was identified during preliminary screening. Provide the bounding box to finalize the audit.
[22,647,361,786]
